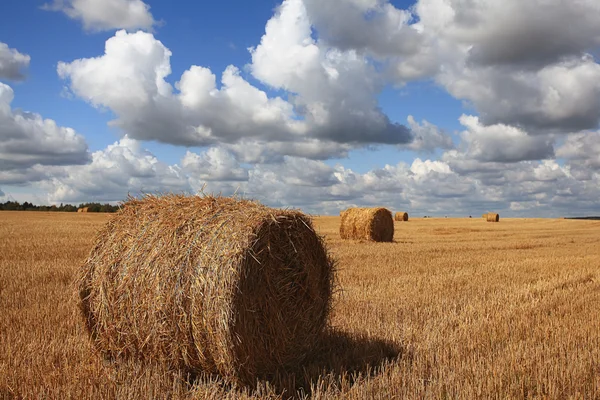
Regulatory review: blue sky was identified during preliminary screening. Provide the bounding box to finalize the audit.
[1,0,600,216]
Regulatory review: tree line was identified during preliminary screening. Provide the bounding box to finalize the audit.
[0,201,120,213]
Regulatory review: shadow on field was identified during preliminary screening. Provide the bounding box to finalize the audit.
[190,329,405,399]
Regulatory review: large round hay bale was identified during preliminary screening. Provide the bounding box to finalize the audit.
[78,194,334,385]
[339,207,394,242]
[395,212,409,222]
[486,213,500,222]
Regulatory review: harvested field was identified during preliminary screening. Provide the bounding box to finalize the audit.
[2,212,600,399]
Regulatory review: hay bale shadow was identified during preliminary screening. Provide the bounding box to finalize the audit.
[189,329,405,399]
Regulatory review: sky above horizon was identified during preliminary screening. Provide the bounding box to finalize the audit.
[1,0,600,216]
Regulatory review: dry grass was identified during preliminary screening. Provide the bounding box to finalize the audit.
[2,212,600,399]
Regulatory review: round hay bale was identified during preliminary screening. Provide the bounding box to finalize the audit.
[394,211,409,222]
[339,207,394,242]
[486,213,500,222]
[481,213,487,219]
[78,194,335,385]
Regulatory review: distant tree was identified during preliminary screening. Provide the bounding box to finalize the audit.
[0,200,119,212]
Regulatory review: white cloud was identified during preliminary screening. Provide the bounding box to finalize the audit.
[0,43,30,81]
[39,136,600,217]
[43,0,155,32]
[457,115,555,162]
[557,131,600,170]
[181,148,248,182]
[438,55,600,132]
[0,83,89,184]
[302,0,421,58]
[406,0,600,132]
[225,139,352,164]
[58,28,413,159]
[249,0,412,145]
[418,0,600,68]
[300,0,600,134]
[44,136,189,203]
[406,116,454,152]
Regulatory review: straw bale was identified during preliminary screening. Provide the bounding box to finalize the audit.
[339,207,394,242]
[395,212,409,222]
[78,194,334,385]
[482,213,487,219]
[486,213,500,222]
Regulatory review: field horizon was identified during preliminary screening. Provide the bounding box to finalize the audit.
[1,211,599,399]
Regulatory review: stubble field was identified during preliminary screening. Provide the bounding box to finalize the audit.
[1,211,599,399]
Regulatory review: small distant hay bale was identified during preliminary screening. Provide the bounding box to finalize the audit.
[486,213,500,222]
[78,207,89,213]
[395,212,409,222]
[78,194,335,385]
[77,208,83,213]
[339,207,394,242]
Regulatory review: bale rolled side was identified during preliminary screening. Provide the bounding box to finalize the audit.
[395,212,409,222]
[486,213,500,222]
[339,207,394,242]
[78,194,335,385]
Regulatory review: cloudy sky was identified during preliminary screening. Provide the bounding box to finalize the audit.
[1,0,600,216]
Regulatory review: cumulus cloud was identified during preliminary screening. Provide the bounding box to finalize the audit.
[58,28,412,158]
[249,0,412,145]
[225,139,352,164]
[45,136,189,203]
[405,116,454,152]
[309,0,600,133]
[41,135,600,217]
[43,0,155,32]
[457,115,555,163]
[0,83,89,184]
[438,55,600,132]
[407,0,600,132]
[0,43,30,81]
[431,0,600,68]
[302,0,421,58]
[181,148,248,182]
[556,131,600,170]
